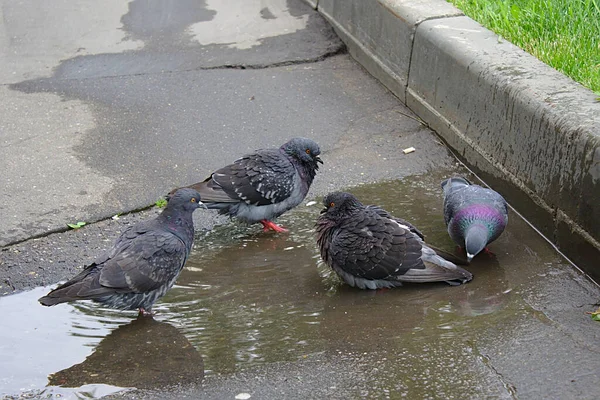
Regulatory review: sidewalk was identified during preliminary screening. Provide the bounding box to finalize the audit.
[0,0,344,247]
[1,1,599,399]
[0,0,451,288]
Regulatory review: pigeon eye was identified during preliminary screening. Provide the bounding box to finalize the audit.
[329,202,335,207]
[191,198,197,203]
[306,149,311,154]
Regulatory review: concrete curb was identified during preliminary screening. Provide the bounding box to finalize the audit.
[305,0,600,281]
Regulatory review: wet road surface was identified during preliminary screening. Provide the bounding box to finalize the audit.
[2,171,599,399]
[1,0,599,399]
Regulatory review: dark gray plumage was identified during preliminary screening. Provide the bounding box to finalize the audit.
[442,176,508,262]
[316,192,473,290]
[171,137,322,232]
[38,188,204,315]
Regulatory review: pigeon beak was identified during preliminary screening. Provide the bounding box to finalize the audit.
[466,253,474,263]
[313,156,323,170]
[320,207,327,214]
[199,201,208,210]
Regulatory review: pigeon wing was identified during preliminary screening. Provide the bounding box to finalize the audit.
[330,209,424,280]
[443,188,464,225]
[367,205,425,240]
[202,150,296,206]
[92,219,158,265]
[96,230,188,294]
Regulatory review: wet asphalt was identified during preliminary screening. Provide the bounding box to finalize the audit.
[1,0,599,399]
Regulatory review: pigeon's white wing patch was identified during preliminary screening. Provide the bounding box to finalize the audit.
[390,219,410,231]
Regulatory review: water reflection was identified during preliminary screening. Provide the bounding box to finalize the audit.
[162,224,326,374]
[452,253,512,317]
[318,286,429,347]
[48,316,204,390]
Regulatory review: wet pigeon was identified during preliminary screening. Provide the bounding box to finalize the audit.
[316,192,473,290]
[38,188,204,315]
[441,176,508,262]
[171,137,322,232]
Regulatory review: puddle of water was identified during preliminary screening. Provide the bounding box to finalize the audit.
[121,0,216,48]
[0,289,204,398]
[189,0,309,49]
[0,171,579,398]
[0,286,126,398]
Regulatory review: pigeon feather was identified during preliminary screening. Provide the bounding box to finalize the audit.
[38,188,204,314]
[441,176,508,262]
[170,137,322,232]
[316,192,473,290]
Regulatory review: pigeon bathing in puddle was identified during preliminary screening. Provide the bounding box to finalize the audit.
[441,176,508,262]
[170,137,322,233]
[315,192,473,290]
[39,188,204,316]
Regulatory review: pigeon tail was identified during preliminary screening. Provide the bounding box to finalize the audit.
[38,267,117,307]
[403,244,474,285]
[427,243,469,265]
[465,224,489,262]
[186,181,236,206]
[39,295,69,306]
[38,289,100,306]
[395,262,473,285]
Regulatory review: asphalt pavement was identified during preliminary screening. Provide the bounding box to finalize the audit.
[1,1,599,399]
[0,0,447,247]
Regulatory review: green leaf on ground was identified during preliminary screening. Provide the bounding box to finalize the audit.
[587,307,600,322]
[155,198,168,208]
[67,221,86,229]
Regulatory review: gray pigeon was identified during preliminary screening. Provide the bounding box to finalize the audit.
[316,192,473,290]
[441,176,508,262]
[172,137,322,232]
[38,188,204,315]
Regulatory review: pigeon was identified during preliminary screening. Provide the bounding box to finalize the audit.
[441,176,508,262]
[38,188,204,315]
[171,137,322,232]
[315,192,473,290]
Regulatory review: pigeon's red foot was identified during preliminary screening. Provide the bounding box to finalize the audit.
[260,220,288,233]
[484,247,495,257]
[138,307,154,317]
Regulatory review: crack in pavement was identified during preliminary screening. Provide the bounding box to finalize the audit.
[3,46,347,87]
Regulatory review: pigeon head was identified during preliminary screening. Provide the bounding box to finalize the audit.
[281,137,323,170]
[464,224,489,262]
[164,188,204,213]
[320,192,363,220]
[441,176,471,195]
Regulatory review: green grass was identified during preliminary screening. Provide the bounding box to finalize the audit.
[447,0,600,93]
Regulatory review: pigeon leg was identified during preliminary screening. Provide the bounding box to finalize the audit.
[484,247,495,257]
[260,220,289,233]
[138,307,154,317]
